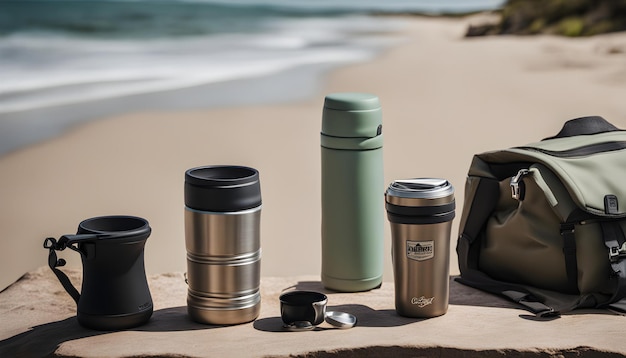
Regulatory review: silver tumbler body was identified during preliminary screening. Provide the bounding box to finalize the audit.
[385,179,455,318]
[184,166,262,325]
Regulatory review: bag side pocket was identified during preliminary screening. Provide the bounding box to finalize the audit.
[480,168,570,292]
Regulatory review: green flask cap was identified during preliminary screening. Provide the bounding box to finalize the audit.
[321,92,382,150]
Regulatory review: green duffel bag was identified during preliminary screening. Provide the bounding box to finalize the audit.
[456,116,626,316]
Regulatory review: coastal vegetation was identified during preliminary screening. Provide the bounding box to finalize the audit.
[466,0,626,37]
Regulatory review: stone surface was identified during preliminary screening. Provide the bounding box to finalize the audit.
[1,267,626,357]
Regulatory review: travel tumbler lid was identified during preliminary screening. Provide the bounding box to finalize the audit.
[386,178,454,199]
[321,92,382,139]
[385,178,455,225]
[185,165,261,212]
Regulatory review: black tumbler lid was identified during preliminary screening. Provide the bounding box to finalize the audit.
[185,165,262,212]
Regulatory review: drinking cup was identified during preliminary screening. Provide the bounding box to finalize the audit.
[385,178,455,318]
[43,215,153,330]
[279,291,328,327]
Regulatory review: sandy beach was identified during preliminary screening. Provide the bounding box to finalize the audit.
[1,15,626,291]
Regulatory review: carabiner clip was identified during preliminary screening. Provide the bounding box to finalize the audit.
[510,169,530,201]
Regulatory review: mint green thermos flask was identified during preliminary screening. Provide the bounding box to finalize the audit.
[321,92,384,292]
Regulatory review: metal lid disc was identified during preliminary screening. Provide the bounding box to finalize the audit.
[325,311,357,329]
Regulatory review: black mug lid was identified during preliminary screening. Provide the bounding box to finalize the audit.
[76,215,151,243]
[185,165,262,212]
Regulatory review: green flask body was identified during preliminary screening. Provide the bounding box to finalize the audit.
[320,93,384,292]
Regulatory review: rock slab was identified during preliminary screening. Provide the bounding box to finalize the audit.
[1,267,626,357]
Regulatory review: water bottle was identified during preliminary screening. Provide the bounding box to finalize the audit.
[320,92,384,292]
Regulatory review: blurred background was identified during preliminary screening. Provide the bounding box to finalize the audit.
[1,0,625,292]
[0,0,503,155]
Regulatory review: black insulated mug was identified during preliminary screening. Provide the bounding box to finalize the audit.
[44,215,153,330]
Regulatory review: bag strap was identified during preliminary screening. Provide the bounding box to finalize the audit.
[544,116,621,140]
[608,298,626,313]
[600,221,626,309]
[456,274,559,317]
[560,223,579,294]
[43,237,81,304]
[457,175,499,272]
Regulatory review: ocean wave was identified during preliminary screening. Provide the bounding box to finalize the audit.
[0,15,397,113]
[0,49,374,113]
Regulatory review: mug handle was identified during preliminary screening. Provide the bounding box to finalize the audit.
[312,299,328,326]
[43,234,99,304]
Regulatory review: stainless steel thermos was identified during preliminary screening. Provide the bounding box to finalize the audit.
[385,178,455,318]
[185,165,262,325]
[321,92,384,292]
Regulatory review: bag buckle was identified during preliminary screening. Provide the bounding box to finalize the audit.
[510,169,529,201]
[609,242,626,262]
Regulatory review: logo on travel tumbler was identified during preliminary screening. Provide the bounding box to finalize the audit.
[411,296,434,307]
[406,240,434,261]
